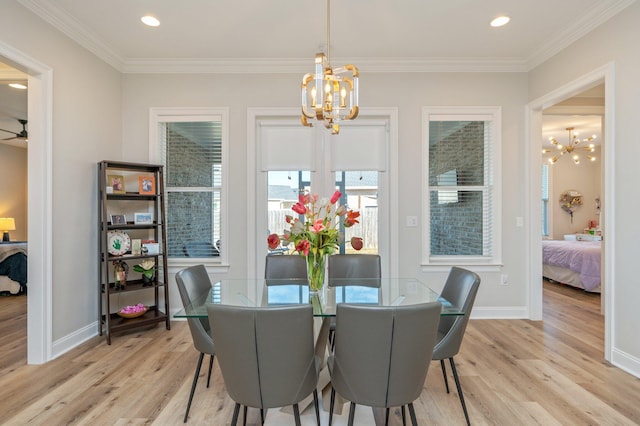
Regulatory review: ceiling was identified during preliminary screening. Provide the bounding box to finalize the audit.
[14,0,636,73]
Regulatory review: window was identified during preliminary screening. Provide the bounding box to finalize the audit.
[422,107,501,265]
[541,164,549,236]
[150,108,228,264]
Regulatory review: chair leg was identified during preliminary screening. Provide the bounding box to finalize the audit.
[260,408,264,425]
[408,402,418,426]
[347,402,356,426]
[384,407,389,426]
[242,405,247,426]
[329,387,336,426]
[440,359,450,393]
[206,354,215,388]
[231,403,240,426]
[293,403,302,426]
[449,357,471,426]
[313,389,321,426]
[401,405,406,426]
[183,352,204,423]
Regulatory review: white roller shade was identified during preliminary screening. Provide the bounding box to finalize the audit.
[259,122,314,171]
[331,122,387,171]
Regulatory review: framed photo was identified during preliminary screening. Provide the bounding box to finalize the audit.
[108,175,126,194]
[142,242,160,255]
[139,176,156,195]
[134,212,153,225]
[110,214,126,225]
[131,239,142,256]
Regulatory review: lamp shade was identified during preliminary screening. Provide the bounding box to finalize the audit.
[0,218,15,232]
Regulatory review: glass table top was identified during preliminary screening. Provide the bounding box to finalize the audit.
[174,278,463,318]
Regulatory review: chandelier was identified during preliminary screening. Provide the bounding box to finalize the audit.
[543,126,596,165]
[301,0,359,135]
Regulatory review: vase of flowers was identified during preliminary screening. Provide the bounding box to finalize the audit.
[267,190,362,296]
[133,259,156,287]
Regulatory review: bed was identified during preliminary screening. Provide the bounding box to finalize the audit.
[542,239,601,292]
[0,242,27,295]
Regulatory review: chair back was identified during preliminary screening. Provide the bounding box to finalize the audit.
[330,302,441,408]
[328,254,381,287]
[265,254,307,280]
[207,304,318,409]
[432,266,481,360]
[175,265,215,355]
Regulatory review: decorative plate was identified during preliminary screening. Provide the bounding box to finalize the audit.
[107,230,131,255]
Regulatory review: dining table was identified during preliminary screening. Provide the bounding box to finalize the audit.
[174,277,464,417]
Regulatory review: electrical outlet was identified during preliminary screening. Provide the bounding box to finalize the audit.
[406,216,418,227]
[501,274,508,286]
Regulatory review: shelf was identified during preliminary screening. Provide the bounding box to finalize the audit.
[98,160,170,344]
[103,307,168,332]
[105,193,161,201]
[102,279,165,294]
[104,253,163,262]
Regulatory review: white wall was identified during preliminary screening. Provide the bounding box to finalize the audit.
[0,2,122,343]
[122,71,529,313]
[0,144,27,240]
[550,147,602,238]
[529,2,640,372]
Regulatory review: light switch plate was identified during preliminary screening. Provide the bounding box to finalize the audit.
[406,216,418,227]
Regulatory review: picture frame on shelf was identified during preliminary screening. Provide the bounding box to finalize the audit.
[134,212,153,225]
[142,242,160,255]
[131,239,142,256]
[139,175,156,195]
[110,214,126,225]
[108,175,126,194]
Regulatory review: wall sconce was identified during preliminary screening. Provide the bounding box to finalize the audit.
[0,218,16,242]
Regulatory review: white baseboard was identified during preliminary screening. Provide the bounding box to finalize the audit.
[470,306,529,319]
[611,347,640,378]
[52,321,98,360]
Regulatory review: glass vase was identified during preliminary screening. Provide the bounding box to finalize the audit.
[306,252,326,293]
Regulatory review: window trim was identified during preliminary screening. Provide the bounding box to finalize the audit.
[421,106,502,268]
[149,107,230,269]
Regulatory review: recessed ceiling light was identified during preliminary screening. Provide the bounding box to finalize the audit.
[8,83,27,90]
[141,15,160,27]
[490,15,510,27]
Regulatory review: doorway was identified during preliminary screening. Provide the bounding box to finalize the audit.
[0,43,54,364]
[527,63,614,360]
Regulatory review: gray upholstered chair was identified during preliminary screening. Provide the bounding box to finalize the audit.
[432,266,481,426]
[264,254,307,280]
[207,304,320,426]
[327,254,381,281]
[175,265,216,423]
[327,254,382,348]
[328,302,442,426]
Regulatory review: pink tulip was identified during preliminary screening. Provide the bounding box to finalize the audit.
[296,239,311,256]
[267,233,280,250]
[330,190,341,204]
[292,202,306,215]
[310,219,325,234]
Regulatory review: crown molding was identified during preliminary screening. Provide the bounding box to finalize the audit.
[526,0,636,70]
[17,0,124,71]
[121,57,529,74]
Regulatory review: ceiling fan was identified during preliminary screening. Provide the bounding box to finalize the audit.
[0,119,28,141]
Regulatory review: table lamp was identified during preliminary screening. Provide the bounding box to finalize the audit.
[0,218,16,242]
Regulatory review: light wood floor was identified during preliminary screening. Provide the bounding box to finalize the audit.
[0,282,639,425]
